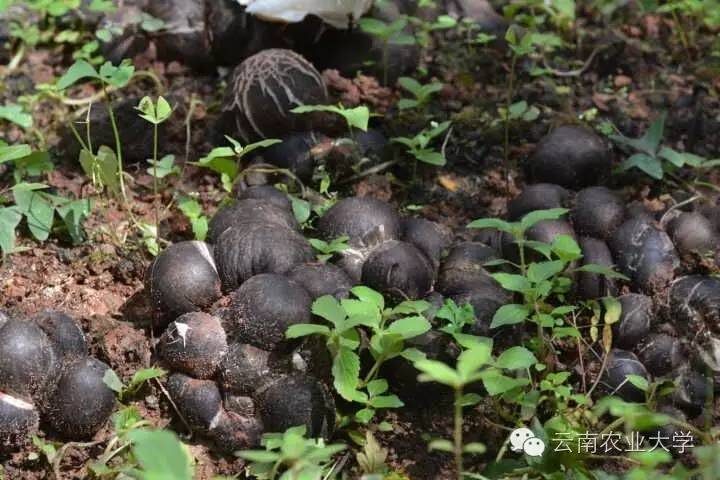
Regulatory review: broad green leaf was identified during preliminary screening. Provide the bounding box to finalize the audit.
[602,297,622,325]
[398,76,423,95]
[0,207,22,255]
[286,323,331,339]
[415,150,446,166]
[351,286,384,310]
[156,96,172,122]
[13,189,55,242]
[415,359,460,387]
[551,235,582,262]
[128,429,193,480]
[520,208,569,231]
[358,17,390,37]
[56,198,91,244]
[467,217,513,231]
[332,347,365,402]
[428,439,454,452]
[102,368,124,393]
[611,113,666,155]
[625,374,649,392]
[496,346,537,370]
[0,143,32,164]
[480,369,530,395]
[237,450,282,463]
[527,260,566,283]
[386,315,431,339]
[464,442,487,454]
[0,104,32,129]
[491,273,531,292]
[620,153,664,180]
[99,61,135,88]
[355,408,375,424]
[56,60,99,89]
[366,379,389,397]
[575,263,629,280]
[368,394,404,409]
[457,344,491,379]
[311,295,346,325]
[126,367,166,394]
[490,304,529,328]
[289,195,311,224]
[397,98,419,110]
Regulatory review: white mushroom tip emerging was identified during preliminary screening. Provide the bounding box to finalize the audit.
[237,0,373,29]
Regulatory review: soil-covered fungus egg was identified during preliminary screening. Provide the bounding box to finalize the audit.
[525,125,611,189]
[610,217,679,294]
[166,373,223,433]
[612,294,654,351]
[214,224,314,291]
[220,343,285,396]
[234,185,293,212]
[255,374,335,439]
[637,333,682,377]
[571,186,625,240]
[437,242,502,295]
[252,131,325,183]
[317,196,402,280]
[400,217,452,269]
[287,263,355,299]
[45,358,115,438]
[318,196,401,246]
[667,212,717,256]
[0,392,39,451]
[224,49,328,142]
[146,241,222,326]
[507,184,569,221]
[158,312,228,379]
[0,319,57,400]
[576,237,617,300]
[669,275,720,334]
[601,349,650,402]
[32,310,88,361]
[221,274,312,351]
[208,198,300,245]
[361,240,434,299]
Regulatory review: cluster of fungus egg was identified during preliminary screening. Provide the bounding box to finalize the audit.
[498,124,719,416]
[0,311,115,451]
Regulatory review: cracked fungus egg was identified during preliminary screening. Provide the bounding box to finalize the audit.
[224,48,328,142]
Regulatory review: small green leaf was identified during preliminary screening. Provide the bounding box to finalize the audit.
[368,394,404,409]
[464,442,487,454]
[626,374,649,392]
[519,208,569,231]
[311,295,346,325]
[366,379,389,397]
[386,315,431,339]
[496,346,537,370]
[457,344,491,380]
[415,359,460,387]
[332,347,365,402]
[490,304,529,329]
[351,286,385,311]
[0,104,32,129]
[620,153,664,180]
[56,60,99,89]
[128,429,193,479]
[102,368,124,393]
[428,439,454,452]
[0,207,22,256]
[286,323,331,339]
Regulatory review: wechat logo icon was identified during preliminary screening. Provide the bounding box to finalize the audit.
[509,427,546,457]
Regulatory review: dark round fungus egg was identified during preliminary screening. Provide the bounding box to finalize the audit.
[224,49,328,142]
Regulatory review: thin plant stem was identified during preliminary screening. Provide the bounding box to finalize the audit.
[152,122,159,236]
[453,386,464,480]
[103,88,127,205]
[503,54,518,191]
